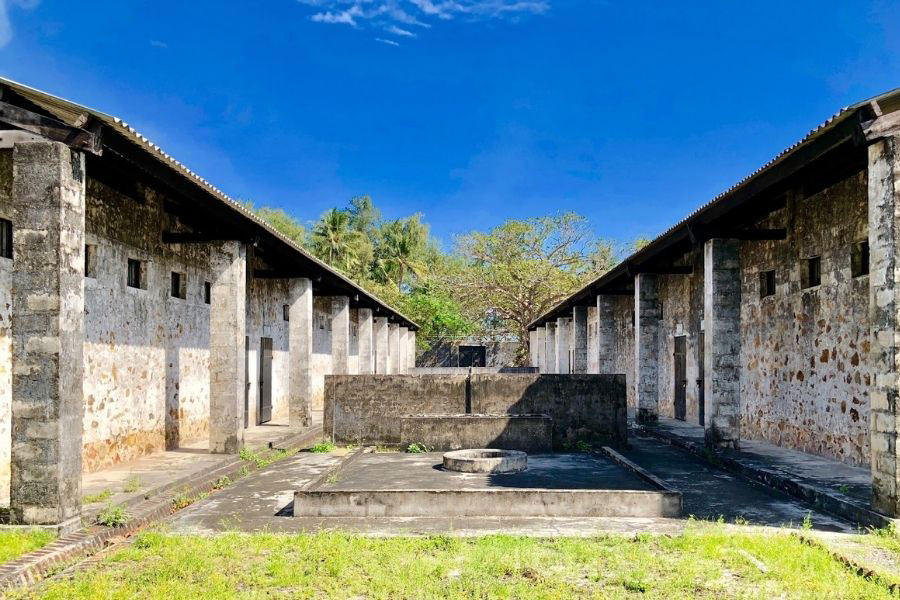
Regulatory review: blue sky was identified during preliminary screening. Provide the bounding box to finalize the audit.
[0,1,898,250]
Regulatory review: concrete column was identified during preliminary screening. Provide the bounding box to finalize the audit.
[331,296,350,374]
[9,142,85,529]
[358,308,374,374]
[544,322,556,373]
[209,240,247,454]
[400,327,410,374]
[407,330,416,370]
[535,327,545,372]
[703,238,742,449]
[555,317,571,374]
[288,278,313,428]
[869,133,900,515]
[572,306,588,373]
[528,329,538,367]
[597,295,616,374]
[635,274,660,423]
[374,316,389,374]
[388,323,400,374]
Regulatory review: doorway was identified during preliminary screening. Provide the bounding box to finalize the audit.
[697,332,705,426]
[459,345,486,367]
[674,335,687,421]
[258,337,273,424]
[244,336,250,428]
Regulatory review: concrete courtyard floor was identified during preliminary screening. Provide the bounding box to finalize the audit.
[165,434,856,536]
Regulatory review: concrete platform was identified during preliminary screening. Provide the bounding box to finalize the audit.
[293,452,681,518]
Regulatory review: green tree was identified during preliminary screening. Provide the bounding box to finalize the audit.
[241,202,307,247]
[374,215,429,290]
[310,208,371,277]
[447,213,616,363]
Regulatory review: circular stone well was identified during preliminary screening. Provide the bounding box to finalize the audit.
[442,449,527,474]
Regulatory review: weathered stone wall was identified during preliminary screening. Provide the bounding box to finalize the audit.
[311,297,334,411]
[418,339,519,367]
[471,374,628,448]
[246,275,292,425]
[740,173,871,465]
[611,295,636,412]
[0,150,12,502]
[655,249,704,425]
[324,375,468,444]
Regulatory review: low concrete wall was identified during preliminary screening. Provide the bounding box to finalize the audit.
[324,373,627,449]
[324,375,466,445]
[399,414,552,452]
[471,374,627,448]
[294,488,681,518]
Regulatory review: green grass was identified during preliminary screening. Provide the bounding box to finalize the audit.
[95,502,129,528]
[0,529,56,564]
[310,441,336,454]
[82,489,112,504]
[10,524,896,599]
[406,442,427,453]
[123,475,142,493]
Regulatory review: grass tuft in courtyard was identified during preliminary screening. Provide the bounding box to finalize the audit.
[9,523,897,599]
[0,529,55,564]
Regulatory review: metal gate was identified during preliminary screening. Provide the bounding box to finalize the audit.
[674,336,687,421]
[258,337,273,424]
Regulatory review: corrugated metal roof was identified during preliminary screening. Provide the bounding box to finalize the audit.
[0,76,419,330]
[529,87,900,330]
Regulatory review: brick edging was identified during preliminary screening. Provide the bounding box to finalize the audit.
[794,532,900,593]
[0,425,323,591]
[637,425,894,529]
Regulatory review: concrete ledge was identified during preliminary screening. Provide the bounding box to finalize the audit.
[399,414,552,452]
[293,488,682,518]
[637,424,894,529]
[601,446,679,495]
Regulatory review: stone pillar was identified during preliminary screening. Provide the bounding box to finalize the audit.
[703,238,742,449]
[388,323,400,374]
[555,317,571,374]
[358,308,374,374]
[528,329,538,367]
[398,327,408,374]
[331,296,350,374]
[869,133,900,515]
[288,278,313,428]
[635,274,660,423]
[374,316,389,374]
[597,295,616,374]
[9,141,85,529]
[572,306,588,374]
[544,322,556,373]
[210,240,247,454]
[535,327,545,372]
[407,330,416,370]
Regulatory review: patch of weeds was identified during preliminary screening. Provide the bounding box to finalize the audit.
[213,475,232,489]
[82,489,112,504]
[375,445,400,453]
[96,502,129,528]
[172,487,209,510]
[237,465,250,477]
[703,448,722,466]
[123,475,142,493]
[622,577,648,593]
[406,442,427,453]
[802,511,813,530]
[310,441,336,454]
[325,472,340,486]
[837,484,851,494]
[575,440,592,453]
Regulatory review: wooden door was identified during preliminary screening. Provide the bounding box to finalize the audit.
[258,337,273,424]
[674,336,687,421]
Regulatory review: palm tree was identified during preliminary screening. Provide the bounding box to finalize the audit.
[375,216,428,290]
[310,209,369,275]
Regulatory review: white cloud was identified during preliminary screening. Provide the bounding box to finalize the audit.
[0,0,39,48]
[386,25,416,37]
[375,37,400,46]
[149,39,168,49]
[298,0,547,41]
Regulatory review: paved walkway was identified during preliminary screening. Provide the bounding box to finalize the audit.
[166,435,857,536]
[646,417,871,504]
[80,416,320,516]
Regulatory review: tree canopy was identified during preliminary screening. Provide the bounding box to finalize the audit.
[245,198,627,363]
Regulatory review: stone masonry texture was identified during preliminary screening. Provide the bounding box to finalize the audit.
[572,305,588,374]
[704,238,742,449]
[288,278,313,427]
[10,141,85,526]
[635,273,661,423]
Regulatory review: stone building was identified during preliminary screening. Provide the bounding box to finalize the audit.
[0,78,417,528]
[529,88,900,517]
